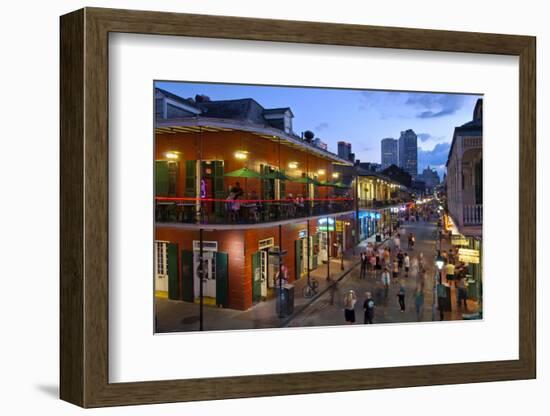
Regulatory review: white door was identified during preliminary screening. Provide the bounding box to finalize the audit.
[260,250,268,297]
[155,241,168,293]
[194,251,216,298]
[301,238,308,275]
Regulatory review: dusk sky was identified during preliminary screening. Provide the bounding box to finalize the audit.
[156,81,482,178]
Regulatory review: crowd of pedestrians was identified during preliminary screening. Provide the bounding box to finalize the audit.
[347,226,428,324]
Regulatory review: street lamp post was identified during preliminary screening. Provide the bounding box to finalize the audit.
[434,250,445,321]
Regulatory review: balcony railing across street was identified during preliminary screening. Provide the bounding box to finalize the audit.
[463,204,482,225]
[155,196,353,225]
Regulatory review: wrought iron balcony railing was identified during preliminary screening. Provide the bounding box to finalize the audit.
[155,197,354,225]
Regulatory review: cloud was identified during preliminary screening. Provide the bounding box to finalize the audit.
[417,133,432,142]
[418,142,451,172]
[314,122,329,131]
[405,93,465,119]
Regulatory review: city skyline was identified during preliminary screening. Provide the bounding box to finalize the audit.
[156,81,482,177]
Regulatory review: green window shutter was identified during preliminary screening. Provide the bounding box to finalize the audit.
[212,161,225,216]
[215,252,229,308]
[184,160,197,198]
[279,169,286,198]
[295,239,302,280]
[251,252,261,303]
[155,161,169,197]
[181,250,194,302]
[167,243,179,300]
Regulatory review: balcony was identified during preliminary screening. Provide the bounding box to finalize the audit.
[155,197,354,226]
[463,204,483,225]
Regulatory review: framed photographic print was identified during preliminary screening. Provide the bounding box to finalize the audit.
[60,7,536,408]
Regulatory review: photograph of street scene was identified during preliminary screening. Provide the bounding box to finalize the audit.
[154,81,483,333]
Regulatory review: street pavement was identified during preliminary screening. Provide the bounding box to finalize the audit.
[287,219,440,327]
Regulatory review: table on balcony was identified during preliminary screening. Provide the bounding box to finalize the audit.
[240,203,260,223]
[156,201,177,222]
[176,202,197,223]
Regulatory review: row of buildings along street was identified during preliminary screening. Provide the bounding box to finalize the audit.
[153,85,483,332]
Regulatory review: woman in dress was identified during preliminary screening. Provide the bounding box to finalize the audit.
[343,290,357,324]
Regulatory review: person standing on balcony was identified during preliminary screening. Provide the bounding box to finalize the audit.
[230,182,244,198]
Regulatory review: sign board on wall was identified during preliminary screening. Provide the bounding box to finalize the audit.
[451,235,470,246]
[458,248,480,264]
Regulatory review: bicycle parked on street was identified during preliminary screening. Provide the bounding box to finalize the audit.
[302,277,320,298]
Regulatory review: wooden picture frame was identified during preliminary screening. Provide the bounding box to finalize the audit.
[60,7,536,408]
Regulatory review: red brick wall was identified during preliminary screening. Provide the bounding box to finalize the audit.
[155,130,335,200]
[155,227,247,310]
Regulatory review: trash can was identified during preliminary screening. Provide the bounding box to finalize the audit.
[375,234,382,243]
[276,284,295,317]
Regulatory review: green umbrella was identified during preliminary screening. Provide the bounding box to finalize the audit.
[292,176,323,185]
[223,167,262,178]
[333,181,351,189]
[290,176,314,184]
[264,171,291,181]
[317,180,333,187]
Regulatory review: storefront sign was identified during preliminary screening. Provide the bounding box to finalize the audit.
[336,221,343,232]
[458,248,480,264]
[451,235,470,246]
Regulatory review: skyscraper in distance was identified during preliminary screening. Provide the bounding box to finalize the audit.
[398,129,418,178]
[381,138,398,169]
[337,141,352,161]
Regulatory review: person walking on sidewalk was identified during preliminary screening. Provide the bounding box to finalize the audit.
[360,252,368,279]
[369,253,376,277]
[403,253,411,276]
[414,288,425,321]
[456,276,468,310]
[381,267,391,299]
[418,251,425,270]
[397,281,406,312]
[394,232,401,251]
[397,250,404,270]
[417,265,426,292]
[392,258,399,284]
[374,252,382,278]
[445,261,455,285]
[343,290,357,324]
[363,291,376,324]
[383,247,391,268]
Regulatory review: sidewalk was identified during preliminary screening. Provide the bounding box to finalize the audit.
[156,245,358,332]
[155,234,394,332]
